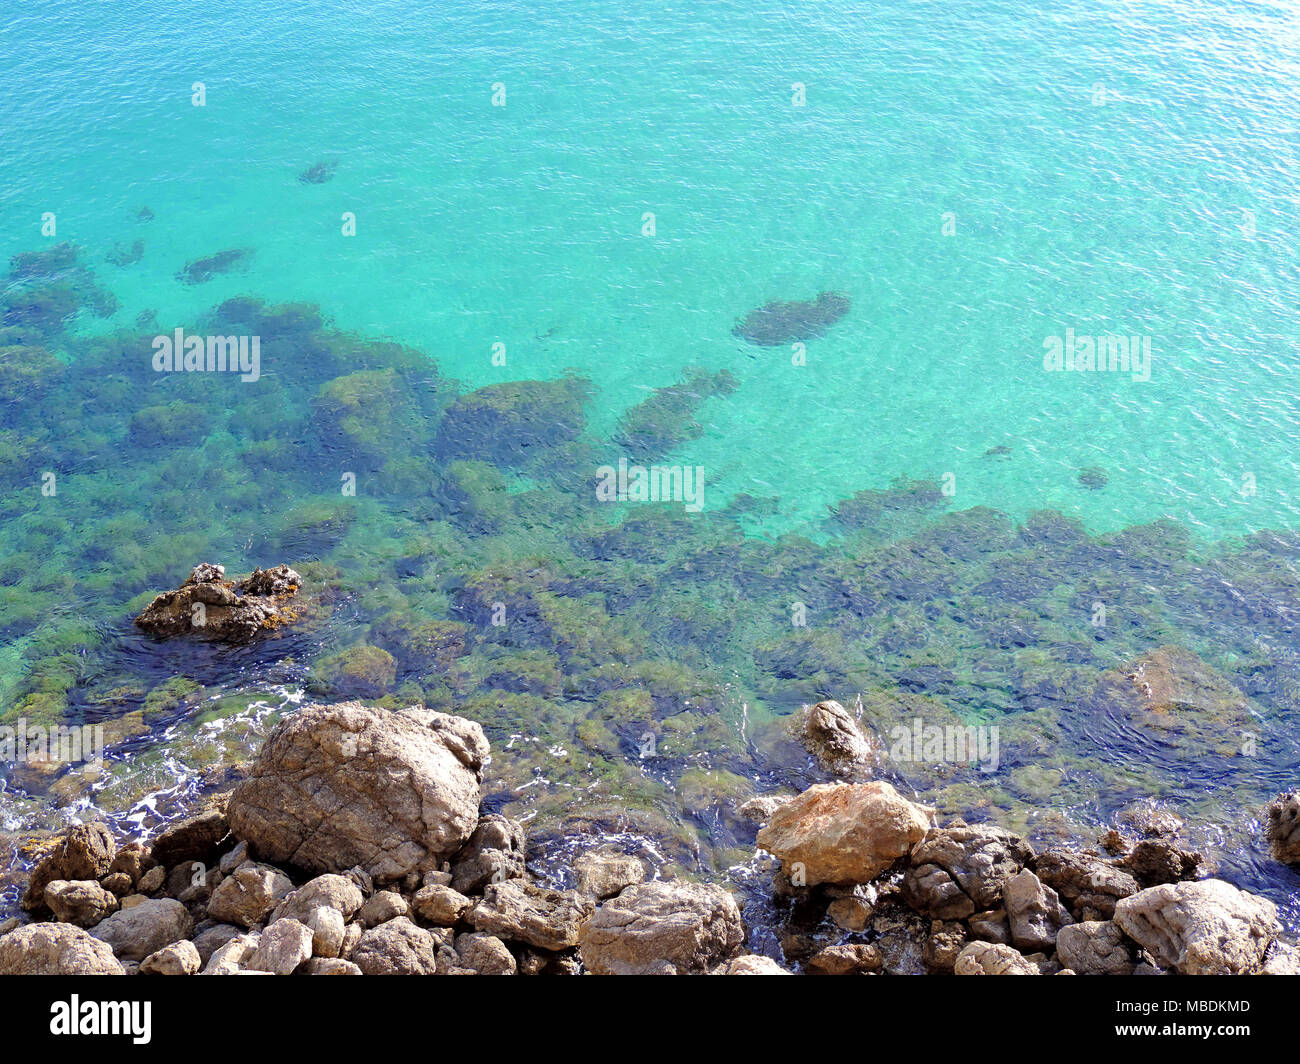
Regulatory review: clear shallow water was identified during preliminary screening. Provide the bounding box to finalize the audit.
[7,0,1300,533]
[3,0,1300,928]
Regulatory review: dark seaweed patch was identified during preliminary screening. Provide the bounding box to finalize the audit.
[298,160,339,184]
[176,248,254,285]
[733,291,850,346]
[613,366,737,459]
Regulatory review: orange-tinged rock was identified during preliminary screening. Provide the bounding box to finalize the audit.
[756,781,933,886]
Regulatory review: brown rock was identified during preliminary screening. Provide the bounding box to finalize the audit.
[140,940,201,975]
[1118,838,1202,888]
[21,822,116,913]
[412,884,472,926]
[1267,792,1300,866]
[228,701,486,880]
[88,897,193,962]
[902,824,1033,918]
[1003,868,1072,951]
[45,879,119,927]
[579,881,744,975]
[467,881,593,951]
[351,917,446,975]
[455,932,517,974]
[756,782,931,886]
[953,941,1038,975]
[790,699,875,778]
[805,942,882,974]
[574,849,645,900]
[1055,920,1135,975]
[450,814,525,894]
[1032,849,1138,920]
[206,861,294,928]
[0,922,126,975]
[149,806,229,869]
[134,563,303,642]
[1113,880,1277,975]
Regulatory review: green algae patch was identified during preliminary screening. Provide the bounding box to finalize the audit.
[311,644,397,699]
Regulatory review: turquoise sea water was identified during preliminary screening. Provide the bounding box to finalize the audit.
[7,0,1300,534]
[4,0,1300,932]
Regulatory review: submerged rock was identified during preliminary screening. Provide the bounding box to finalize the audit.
[134,563,304,642]
[573,849,646,900]
[1094,645,1253,758]
[732,291,850,346]
[1077,466,1108,490]
[612,366,738,459]
[298,160,339,184]
[176,247,253,285]
[227,701,486,880]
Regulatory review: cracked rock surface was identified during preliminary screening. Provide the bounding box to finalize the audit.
[227,701,486,880]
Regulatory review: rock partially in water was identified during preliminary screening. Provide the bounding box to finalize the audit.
[756,781,932,886]
[1117,838,1202,888]
[1114,879,1278,975]
[789,698,876,779]
[134,563,304,642]
[732,291,850,346]
[21,822,116,914]
[227,701,486,881]
[1266,791,1300,865]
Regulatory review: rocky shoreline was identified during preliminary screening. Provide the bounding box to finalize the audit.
[3,696,1298,976]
